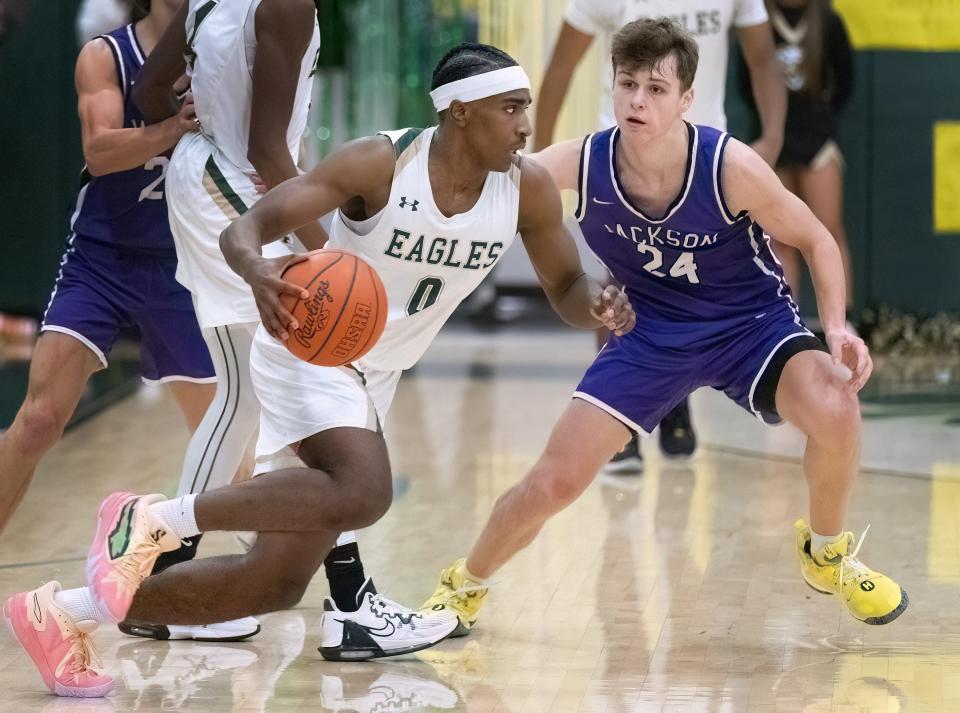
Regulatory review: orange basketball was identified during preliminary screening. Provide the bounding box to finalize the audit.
[279,249,388,367]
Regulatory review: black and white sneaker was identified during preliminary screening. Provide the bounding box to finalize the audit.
[659,399,696,458]
[119,616,261,642]
[601,434,643,475]
[319,579,458,662]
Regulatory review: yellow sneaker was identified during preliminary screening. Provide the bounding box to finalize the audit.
[794,519,908,625]
[421,559,488,637]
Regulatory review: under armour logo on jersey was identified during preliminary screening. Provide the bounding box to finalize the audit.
[399,197,419,211]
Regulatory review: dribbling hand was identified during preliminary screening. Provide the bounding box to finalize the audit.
[244,254,311,342]
[591,285,636,336]
[825,327,873,392]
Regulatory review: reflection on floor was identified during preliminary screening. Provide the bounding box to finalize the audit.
[0,328,957,712]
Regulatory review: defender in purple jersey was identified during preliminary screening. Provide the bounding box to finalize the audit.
[425,18,906,630]
[0,2,211,530]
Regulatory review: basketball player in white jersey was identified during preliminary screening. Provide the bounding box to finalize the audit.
[119,0,342,641]
[0,44,635,694]
[131,0,411,638]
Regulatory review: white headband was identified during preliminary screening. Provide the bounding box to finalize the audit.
[430,65,531,111]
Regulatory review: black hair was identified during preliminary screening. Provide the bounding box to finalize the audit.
[430,42,518,91]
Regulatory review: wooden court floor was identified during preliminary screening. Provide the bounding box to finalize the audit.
[0,330,958,712]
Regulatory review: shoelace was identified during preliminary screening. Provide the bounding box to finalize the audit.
[837,523,872,590]
[370,595,421,626]
[107,535,165,595]
[57,629,104,682]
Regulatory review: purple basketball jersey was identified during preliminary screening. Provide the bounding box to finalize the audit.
[575,124,799,336]
[70,24,175,254]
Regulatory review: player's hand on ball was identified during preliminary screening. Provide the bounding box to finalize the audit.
[591,285,635,336]
[245,254,310,342]
[825,327,873,392]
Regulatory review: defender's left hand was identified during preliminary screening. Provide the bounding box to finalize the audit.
[591,285,635,336]
[825,327,873,392]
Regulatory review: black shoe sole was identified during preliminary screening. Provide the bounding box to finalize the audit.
[863,588,909,626]
[800,575,910,625]
[447,620,472,638]
[319,634,454,662]
[118,621,261,642]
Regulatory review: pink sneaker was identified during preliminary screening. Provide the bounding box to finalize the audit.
[86,492,181,623]
[3,581,114,697]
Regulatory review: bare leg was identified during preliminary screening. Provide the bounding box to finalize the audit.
[127,530,337,623]
[124,426,393,623]
[797,157,853,309]
[166,380,216,433]
[775,350,860,534]
[773,166,803,298]
[465,399,630,578]
[0,332,101,533]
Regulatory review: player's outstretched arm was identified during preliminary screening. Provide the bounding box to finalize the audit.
[77,38,196,175]
[533,21,594,152]
[517,158,635,335]
[220,136,396,340]
[131,0,188,123]
[722,139,871,390]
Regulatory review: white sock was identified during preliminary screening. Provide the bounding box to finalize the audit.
[336,531,356,547]
[460,561,486,585]
[811,529,844,556]
[54,587,110,625]
[149,494,201,540]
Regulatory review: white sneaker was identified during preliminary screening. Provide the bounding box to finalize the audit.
[319,579,458,661]
[118,616,260,642]
[320,666,459,711]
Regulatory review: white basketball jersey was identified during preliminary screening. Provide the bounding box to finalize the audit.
[328,127,521,371]
[185,0,320,173]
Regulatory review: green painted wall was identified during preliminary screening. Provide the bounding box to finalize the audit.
[728,45,960,314]
[0,1,83,316]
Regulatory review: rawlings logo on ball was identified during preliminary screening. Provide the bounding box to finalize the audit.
[294,280,334,348]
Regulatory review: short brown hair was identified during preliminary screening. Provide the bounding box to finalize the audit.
[611,18,699,92]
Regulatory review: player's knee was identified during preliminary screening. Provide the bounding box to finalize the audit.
[528,460,588,509]
[15,403,64,456]
[337,472,393,529]
[303,465,392,530]
[812,387,861,447]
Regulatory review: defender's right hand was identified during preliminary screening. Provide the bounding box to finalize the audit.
[244,254,310,341]
[176,93,199,135]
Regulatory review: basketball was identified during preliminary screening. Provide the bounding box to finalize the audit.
[279,249,388,367]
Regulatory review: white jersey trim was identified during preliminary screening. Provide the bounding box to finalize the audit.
[712,133,739,225]
[572,391,651,437]
[575,134,593,222]
[608,124,699,225]
[43,181,88,323]
[125,24,145,65]
[748,224,802,326]
[39,325,108,368]
[100,34,127,98]
[747,331,812,422]
[141,374,219,385]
